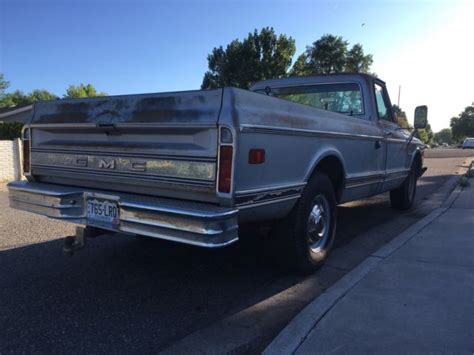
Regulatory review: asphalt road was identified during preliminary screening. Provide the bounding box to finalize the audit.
[0,150,472,353]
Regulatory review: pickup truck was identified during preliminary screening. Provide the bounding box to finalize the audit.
[8,73,428,273]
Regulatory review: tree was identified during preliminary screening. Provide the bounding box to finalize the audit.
[346,44,373,73]
[0,122,23,140]
[417,129,429,145]
[418,123,433,145]
[65,84,107,98]
[290,34,373,75]
[290,53,308,77]
[0,90,30,107]
[392,105,411,129]
[29,89,58,102]
[201,27,296,90]
[433,128,453,145]
[0,73,9,99]
[0,89,58,108]
[450,104,474,141]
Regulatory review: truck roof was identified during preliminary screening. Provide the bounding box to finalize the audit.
[250,72,379,91]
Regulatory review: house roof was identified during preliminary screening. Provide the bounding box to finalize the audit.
[0,105,33,119]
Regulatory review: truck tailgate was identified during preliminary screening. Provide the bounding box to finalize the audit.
[28,89,223,202]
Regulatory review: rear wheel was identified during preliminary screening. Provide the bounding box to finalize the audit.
[390,166,417,210]
[271,172,337,274]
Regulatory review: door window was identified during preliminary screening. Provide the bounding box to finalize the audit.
[374,83,393,123]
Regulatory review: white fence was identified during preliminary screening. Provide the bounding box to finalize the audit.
[0,139,22,182]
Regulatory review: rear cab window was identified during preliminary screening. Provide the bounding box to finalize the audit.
[257,82,364,117]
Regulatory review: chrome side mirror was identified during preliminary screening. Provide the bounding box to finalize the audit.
[414,106,428,129]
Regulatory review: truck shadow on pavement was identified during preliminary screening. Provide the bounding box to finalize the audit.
[0,232,291,352]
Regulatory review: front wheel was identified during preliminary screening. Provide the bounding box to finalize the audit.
[271,172,337,274]
[390,166,417,210]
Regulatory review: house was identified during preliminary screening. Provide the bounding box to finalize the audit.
[0,105,33,124]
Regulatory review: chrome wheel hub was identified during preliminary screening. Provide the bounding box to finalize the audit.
[307,195,330,252]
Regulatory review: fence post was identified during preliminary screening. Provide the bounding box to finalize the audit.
[13,138,23,181]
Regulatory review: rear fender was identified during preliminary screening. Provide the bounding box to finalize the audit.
[305,149,347,203]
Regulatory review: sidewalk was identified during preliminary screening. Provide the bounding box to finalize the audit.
[265,178,474,354]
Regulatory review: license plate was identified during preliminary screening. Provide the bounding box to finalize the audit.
[86,198,120,225]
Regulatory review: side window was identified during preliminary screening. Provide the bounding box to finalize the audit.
[374,83,391,122]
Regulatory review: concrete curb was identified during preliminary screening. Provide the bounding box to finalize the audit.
[263,183,466,354]
[262,257,383,355]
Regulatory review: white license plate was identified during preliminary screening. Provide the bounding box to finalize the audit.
[86,198,120,225]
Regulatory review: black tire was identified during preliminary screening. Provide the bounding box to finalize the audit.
[271,172,337,274]
[390,166,417,210]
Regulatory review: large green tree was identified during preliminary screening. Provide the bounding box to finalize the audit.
[201,27,296,90]
[290,35,373,76]
[392,105,411,129]
[0,74,107,108]
[433,128,453,145]
[0,89,58,108]
[0,73,9,99]
[1,74,59,107]
[64,83,107,98]
[450,104,474,141]
[417,123,433,145]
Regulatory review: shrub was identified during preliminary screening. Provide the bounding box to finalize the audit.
[0,122,23,140]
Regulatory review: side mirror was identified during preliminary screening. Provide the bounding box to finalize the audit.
[414,105,428,129]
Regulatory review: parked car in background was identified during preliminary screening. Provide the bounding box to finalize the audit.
[7,73,428,273]
[462,138,474,149]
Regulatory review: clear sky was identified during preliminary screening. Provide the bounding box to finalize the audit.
[1,0,473,131]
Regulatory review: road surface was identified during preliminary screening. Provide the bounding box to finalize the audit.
[0,150,472,353]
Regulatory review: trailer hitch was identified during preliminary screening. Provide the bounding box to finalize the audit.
[63,226,104,256]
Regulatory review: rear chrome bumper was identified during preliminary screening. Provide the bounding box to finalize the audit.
[7,181,238,248]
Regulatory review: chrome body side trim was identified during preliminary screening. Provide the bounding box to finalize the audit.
[235,182,306,196]
[240,124,383,141]
[7,181,238,248]
[237,195,301,210]
[345,168,409,189]
[235,183,306,207]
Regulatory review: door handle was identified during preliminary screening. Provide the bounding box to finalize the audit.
[375,140,382,149]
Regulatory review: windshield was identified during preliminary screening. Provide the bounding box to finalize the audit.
[256,82,363,115]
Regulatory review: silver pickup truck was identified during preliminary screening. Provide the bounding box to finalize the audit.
[8,73,427,273]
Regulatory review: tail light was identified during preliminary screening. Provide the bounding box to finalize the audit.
[217,127,234,194]
[218,145,233,193]
[22,127,31,175]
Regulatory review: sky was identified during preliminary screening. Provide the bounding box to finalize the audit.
[1,0,473,131]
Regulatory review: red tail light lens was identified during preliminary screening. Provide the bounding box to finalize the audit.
[218,145,233,193]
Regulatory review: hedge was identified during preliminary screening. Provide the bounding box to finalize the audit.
[0,122,23,140]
